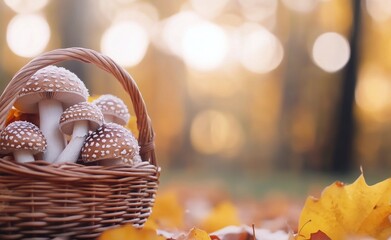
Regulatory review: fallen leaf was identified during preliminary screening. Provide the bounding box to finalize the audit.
[98,224,165,240]
[296,174,391,239]
[209,225,249,240]
[182,228,211,240]
[211,225,289,240]
[308,230,331,240]
[201,201,241,233]
[147,191,185,230]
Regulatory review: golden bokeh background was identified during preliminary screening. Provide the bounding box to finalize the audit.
[1,0,391,195]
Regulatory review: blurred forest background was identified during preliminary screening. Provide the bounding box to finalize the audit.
[1,0,391,196]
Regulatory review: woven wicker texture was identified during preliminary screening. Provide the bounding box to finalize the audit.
[0,48,159,239]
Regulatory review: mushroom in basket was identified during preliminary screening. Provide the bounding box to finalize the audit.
[13,65,89,163]
[92,94,130,126]
[55,102,104,164]
[0,121,47,163]
[81,122,141,166]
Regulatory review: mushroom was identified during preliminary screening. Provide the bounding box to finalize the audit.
[0,121,47,163]
[92,94,130,125]
[13,65,89,163]
[81,122,140,166]
[55,102,104,164]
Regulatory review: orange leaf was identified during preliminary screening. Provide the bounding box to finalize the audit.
[308,230,331,240]
[99,224,164,240]
[5,107,38,126]
[147,191,185,230]
[201,201,241,233]
[183,228,211,240]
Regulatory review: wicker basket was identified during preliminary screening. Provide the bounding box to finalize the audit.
[0,48,160,239]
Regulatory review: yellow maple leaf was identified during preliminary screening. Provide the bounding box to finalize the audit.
[201,201,241,233]
[180,228,211,240]
[296,174,391,240]
[147,191,185,230]
[98,224,165,240]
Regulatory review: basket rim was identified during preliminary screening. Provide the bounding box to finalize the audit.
[0,47,157,166]
[0,159,160,182]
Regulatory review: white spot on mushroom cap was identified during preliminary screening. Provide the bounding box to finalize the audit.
[0,121,47,154]
[13,65,90,113]
[81,122,139,164]
[59,102,104,135]
[92,94,131,125]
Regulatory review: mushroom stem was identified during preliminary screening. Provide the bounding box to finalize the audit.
[55,121,88,164]
[14,149,35,163]
[39,99,65,163]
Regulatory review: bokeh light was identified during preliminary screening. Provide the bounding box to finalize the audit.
[281,0,318,13]
[366,0,391,22]
[355,67,391,115]
[107,2,159,34]
[4,0,49,13]
[312,32,350,72]
[239,0,278,23]
[190,110,244,157]
[238,24,284,74]
[161,11,202,57]
[189,0,229,19]
[182,22,228,71]
[6,14,51,58]
[101,21,149,68]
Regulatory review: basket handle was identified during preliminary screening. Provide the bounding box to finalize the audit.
[0,47,157,166]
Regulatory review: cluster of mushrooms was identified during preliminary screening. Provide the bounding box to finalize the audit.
[0,65,141,166]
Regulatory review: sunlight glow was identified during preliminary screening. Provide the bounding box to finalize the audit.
[356,68,391,114]
[366,0,391,22]
[190,0,229,19]
[161,11,202,57]
[6,14,50,58]
[182,22,228,71]
[101,21,149,67]
[282,0,318,13]
[239,0,278,22]
[238,25,284,74]
[4,0,49,13]
[190,110,244,157]
[312,32,350,72]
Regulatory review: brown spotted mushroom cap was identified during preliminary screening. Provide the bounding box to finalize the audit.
[0,121,47,154]
[81,122,140,164]
[14,65,89,113]
[92,94,130,125]
[59,102,104,135]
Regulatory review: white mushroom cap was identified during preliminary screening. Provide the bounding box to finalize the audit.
[81,122,140,164]
[0,121,47,154]
[92,94,130,125]
[59,102,104,135]
[14,65,89,113]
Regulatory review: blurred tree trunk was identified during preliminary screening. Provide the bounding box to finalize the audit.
[275,12,313,171]
[56,0,90,81]
[331,0,362,173]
